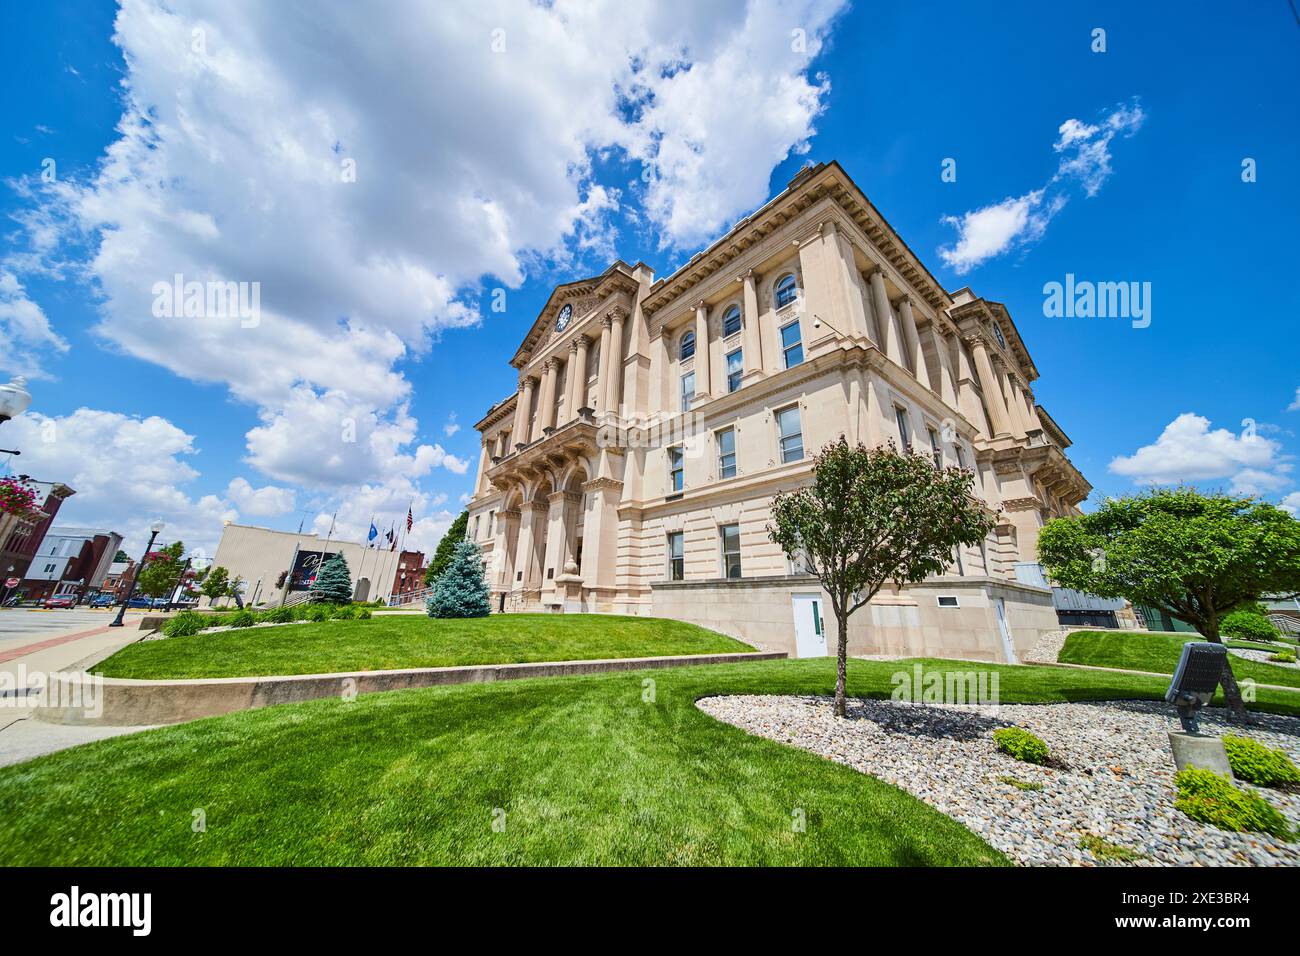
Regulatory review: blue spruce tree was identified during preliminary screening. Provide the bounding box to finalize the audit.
[308,552,353,604]
[426,539,491,618]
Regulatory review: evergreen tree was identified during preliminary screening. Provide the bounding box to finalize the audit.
[309,553,354,604]
[426,539,490,618]
[424,510,470,586]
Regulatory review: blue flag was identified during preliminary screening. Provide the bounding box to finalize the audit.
[368,522,378,543]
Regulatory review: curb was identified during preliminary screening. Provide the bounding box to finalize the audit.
[34,650,788,727]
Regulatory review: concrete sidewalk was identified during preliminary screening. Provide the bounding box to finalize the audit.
[0,614,155,768]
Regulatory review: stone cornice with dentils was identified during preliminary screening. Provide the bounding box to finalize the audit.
[641,160,951,320]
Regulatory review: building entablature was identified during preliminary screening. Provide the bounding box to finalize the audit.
[642,161,952,323]
[949,295,1038,383]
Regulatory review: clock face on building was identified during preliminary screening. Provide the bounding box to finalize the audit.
[555,304,572,332]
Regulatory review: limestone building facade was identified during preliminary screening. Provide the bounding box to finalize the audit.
[465,161,1090,662]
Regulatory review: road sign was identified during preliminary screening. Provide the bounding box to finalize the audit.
[4,578,18,588]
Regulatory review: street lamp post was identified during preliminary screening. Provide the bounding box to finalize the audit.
[110,520,164,628]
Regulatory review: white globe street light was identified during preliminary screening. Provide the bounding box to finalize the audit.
[0,376,32,425]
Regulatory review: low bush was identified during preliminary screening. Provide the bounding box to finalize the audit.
[1269,650,1297,664]
[356,607,372,620]
[1223,735,1300,788]
[1078,834,1146,863]
[162,611,209,638]
[330,605,357,620]
[1173,768,1293,839]
[1221,607,1280,642]
[993,727,1050,765]
[227,609,256,628]
[305,604,331,622]
[257,605,295,624]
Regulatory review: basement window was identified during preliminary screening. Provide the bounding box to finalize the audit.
[936,595,960,608]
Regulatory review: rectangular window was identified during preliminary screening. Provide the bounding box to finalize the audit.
[777,405,804,463]
[720,523,742,579]
[725,349,743,392]
[680,371,695,412]
[894,406,912,451]
[937,595,960,608]
[473,515,481,540]
[717,427,737,479]
[667,531,684,581]
[668,446,684,493]
[927,427,942,468]
[955,444,968,470]
[780,320,803,368]
[487,511,495,538]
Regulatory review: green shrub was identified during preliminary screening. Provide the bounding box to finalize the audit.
[162,611,209,638]
[1221,607,1280,642]
[1269,650,1296,664]
[1078,834,1146,863]
[995,775,1043,791]
[227,609,256,628]
[305,603,331,622]
[257,605,294,624]
[1223,735,1300,788]
[356,607,372,620]
[993,727,1050,765]
[1173,767,1293,839]
[330,604,358,620]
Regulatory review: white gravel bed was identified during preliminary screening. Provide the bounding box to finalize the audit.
[697,694,1300,866]
[1230,646,1299,670]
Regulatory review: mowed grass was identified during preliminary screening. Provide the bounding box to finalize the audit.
[95,613,752,679]
[1059,630,1300,689]
[3,657,1299,866]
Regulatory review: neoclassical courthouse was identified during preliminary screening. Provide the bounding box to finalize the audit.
[465,162,1091,662]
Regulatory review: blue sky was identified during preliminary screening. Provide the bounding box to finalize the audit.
[1,0,1298,556]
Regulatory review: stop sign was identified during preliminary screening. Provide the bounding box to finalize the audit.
[4,578,18,588]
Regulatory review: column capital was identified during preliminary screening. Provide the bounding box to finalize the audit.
[567,338,580,354]
[606,305,629,323]
[519,374,536,391]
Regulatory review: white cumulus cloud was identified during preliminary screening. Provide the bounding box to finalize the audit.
[1108,412,1292,493]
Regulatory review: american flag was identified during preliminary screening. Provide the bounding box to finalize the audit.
[406,506,413,532]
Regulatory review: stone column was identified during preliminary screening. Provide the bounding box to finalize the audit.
[603,309,626,416]
[493,508,520,590]
[931,327,958,407]
[970,337,1013,437]
[692,301,711,400]
[562,340,580,423]
[594,317,612,416]
[580,476,622,600]
[740,271,764,379]
[542,490,573,599]
[473,439,490,495]
[870,269,906,366]
[533,360,557,441]
[999,368,1028,439]
[513,377,535,448]
[570,336,590,418]
[897,296,932,390]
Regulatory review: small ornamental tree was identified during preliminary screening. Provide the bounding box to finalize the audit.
[1037,488,1300,716]
[426,539,491,618]
[308,553,353,604]
[768,439,997,717]
[200,565,229,606]
[136,541,185,598]
[425,510,470,586]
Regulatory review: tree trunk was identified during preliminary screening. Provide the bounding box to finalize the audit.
[834,607,849,718]
[1203,622,1248,719]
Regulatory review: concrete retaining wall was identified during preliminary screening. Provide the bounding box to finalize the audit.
[34,650,786,727]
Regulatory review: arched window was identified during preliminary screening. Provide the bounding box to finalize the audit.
[722,305,742,338]
[679,330,696,360]
[774,273,799,309]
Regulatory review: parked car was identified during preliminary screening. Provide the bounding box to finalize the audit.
[126,596,153,608]
[89,593,117,608]
[42,594,76,609]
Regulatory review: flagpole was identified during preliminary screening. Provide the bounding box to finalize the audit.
[397,498,414,600]
[358,513,373,601]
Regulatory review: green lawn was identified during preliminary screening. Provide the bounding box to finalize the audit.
[3,656,1299,866]
[1060,630,1300,689]
[95,613,752,679]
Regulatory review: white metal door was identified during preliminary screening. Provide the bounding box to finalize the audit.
[792,593,828,658]
[993,598,1017,663]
